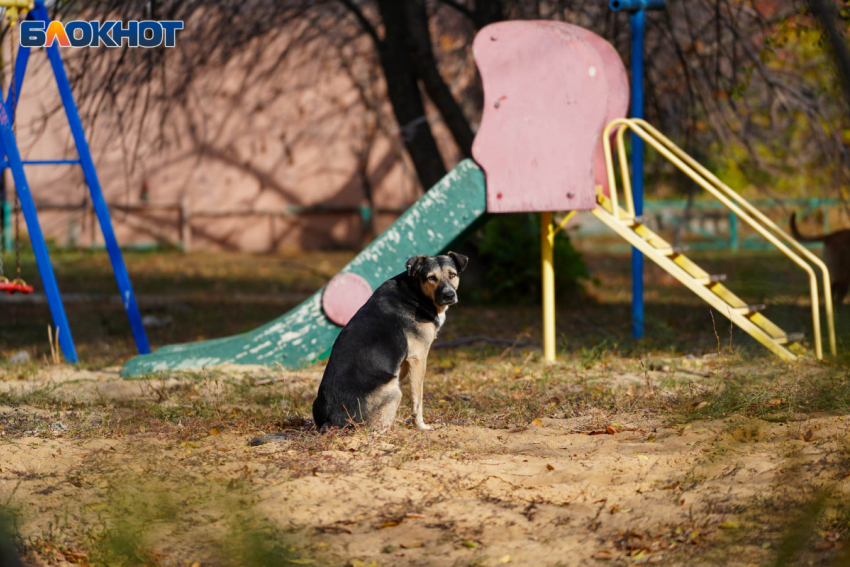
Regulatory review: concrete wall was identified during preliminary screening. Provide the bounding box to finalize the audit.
[7,34,464,252]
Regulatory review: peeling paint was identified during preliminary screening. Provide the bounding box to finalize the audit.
[120,160,487,377]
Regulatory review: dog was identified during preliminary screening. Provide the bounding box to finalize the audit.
[790,212,850,304]
[312,252,468,431]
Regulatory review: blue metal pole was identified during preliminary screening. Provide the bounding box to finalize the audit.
[6,43,29,118]
[33,2,151,354]
[0,98,78,362]
[629,9,645,340]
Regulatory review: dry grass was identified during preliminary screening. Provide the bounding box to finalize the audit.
[2,249,850,566]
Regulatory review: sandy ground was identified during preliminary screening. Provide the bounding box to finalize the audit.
[1,361,849,567]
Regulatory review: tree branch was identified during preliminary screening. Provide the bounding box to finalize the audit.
[336,0,381,46]
[435,0,474,20]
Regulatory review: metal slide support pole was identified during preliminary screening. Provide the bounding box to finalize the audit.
[32,2,150,354]
[610,0,666,340]
[541,212,556,362]
[0,99,78,361]
[629,9,645,340]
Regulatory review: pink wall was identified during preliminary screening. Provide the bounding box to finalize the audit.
[8,37,462,252]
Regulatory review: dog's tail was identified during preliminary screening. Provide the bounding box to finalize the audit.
[790,212,827,243]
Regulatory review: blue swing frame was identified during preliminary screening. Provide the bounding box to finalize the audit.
[1,0,150,362]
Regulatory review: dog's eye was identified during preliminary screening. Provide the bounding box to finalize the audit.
[449,272,457,279]
[428,275,438,283]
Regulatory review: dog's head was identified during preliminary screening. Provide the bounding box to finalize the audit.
[405,252,468,308]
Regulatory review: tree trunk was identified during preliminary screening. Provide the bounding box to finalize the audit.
[376,0,447,190]
[403,0,475,157]
[809,0,850,111]
[473,0,504,29]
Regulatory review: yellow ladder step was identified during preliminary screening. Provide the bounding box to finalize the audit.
[619,215,650,226]
[775,332,804,345]
[694,274,727,285]
[655,244,689,256]
[733,303,766,315]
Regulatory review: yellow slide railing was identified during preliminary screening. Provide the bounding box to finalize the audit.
[601,118,835,360]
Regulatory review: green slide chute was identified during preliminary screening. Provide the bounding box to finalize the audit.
[121,160,487,377]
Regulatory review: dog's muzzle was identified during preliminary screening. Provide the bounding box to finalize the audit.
[437,288,458,306]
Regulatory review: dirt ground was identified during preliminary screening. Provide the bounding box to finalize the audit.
[2,349,849,567]
[2,249,850,566]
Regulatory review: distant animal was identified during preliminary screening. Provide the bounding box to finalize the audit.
[790,212,850,304]
[312,252,468,431]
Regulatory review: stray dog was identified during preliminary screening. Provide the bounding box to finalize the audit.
[790,212,850,304]
[312,252,468,431]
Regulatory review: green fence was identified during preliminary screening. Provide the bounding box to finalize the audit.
[641,197,840,252]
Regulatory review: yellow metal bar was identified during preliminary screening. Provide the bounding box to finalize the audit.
[0,0,33,21]
[615,125,635,218]
[541,212,556,362]
[601,118,824,359]
[552,210,577,237]
[602,122,623,221]
[631,119,836,357]
[592,202,796,361]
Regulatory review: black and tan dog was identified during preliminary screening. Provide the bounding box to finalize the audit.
[312,252,468,431]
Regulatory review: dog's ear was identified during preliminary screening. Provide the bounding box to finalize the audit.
[405,255,427,277]
[447,251,469,272]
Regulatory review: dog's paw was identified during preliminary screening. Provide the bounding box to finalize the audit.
[415,423,432,431]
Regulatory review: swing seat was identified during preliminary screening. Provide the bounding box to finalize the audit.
[0,278,33,295]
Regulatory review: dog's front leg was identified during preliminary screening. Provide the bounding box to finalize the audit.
[407,355,431,430]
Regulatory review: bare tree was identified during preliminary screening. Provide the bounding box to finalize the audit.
[44,0,850,205]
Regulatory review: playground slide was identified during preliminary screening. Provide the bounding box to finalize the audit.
[120,160,488,377]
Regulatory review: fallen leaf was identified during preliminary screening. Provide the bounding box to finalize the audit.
[529,419,543,427]
[719,520,740,529]
[498,556,512,564]
[508,426,527,433]
[546,464,554,471]
[461,541,479,548]
[605,425,618,435]
[695,401,709,410]
[592,550,614,559]
[399,541,424,549]
[208,428,221,436]
[405,513,426,519]
[637,454,649,461]
[63,551,88,563]
[803,429,815,442]
[380,520,401,528]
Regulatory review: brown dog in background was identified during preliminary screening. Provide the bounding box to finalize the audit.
[790,212,850,304]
